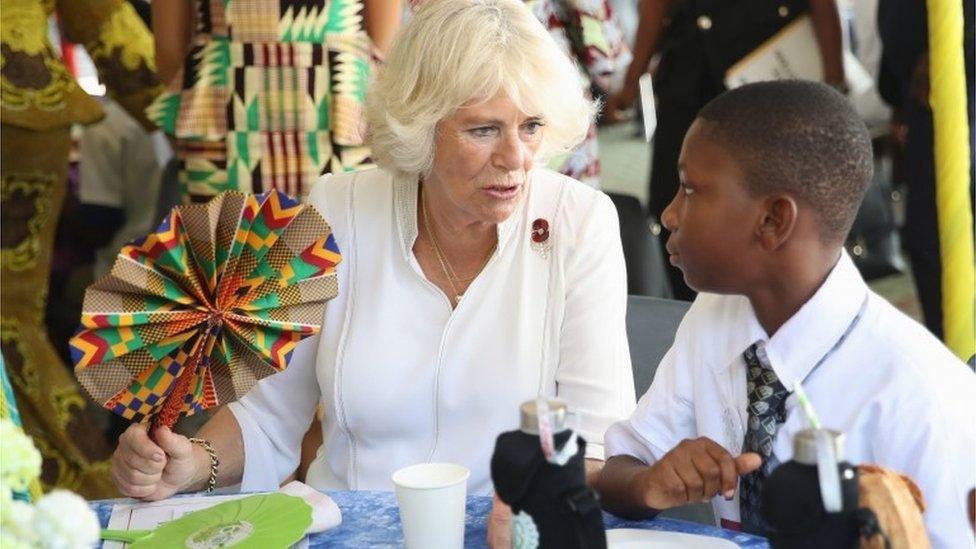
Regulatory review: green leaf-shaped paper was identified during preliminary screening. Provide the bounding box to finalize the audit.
[131,493,312,548]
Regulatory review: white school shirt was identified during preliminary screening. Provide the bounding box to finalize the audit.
[605,252,976,548]
[229,167,636,496]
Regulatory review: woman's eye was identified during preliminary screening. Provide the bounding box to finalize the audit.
[681,184,695,196]
[522,121,544,135]
[468,126,498,138]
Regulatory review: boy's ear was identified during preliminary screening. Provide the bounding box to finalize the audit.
[755,194,798,251]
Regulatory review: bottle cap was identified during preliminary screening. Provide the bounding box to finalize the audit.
[519,399,568,435]
[793,429,845,465]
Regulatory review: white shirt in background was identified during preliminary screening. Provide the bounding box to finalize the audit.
[605,252,976,548]
[229,167,636,495]
[78,100,165,277]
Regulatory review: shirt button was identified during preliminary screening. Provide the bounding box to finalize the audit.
[697,15,713,30]
[778,5,790,17]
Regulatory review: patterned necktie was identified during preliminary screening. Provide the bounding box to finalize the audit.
[739,342,790,535]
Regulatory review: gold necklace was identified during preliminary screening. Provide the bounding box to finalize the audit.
[420,189,496,305]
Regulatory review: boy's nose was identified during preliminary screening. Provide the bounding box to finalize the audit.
[661,193,680,232]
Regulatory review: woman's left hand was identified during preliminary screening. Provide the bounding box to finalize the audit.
[486,493,512,549]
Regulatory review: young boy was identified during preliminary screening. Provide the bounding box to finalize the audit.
[597,81,976,548]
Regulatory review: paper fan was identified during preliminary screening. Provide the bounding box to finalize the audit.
[70,190,340,428]
[131,493,312,548]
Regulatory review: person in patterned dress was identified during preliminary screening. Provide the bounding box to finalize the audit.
[523,0,630,188]
[149,0,403,202]
[1,0,162,498]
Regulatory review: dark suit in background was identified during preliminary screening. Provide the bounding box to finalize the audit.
[650,0,808,300]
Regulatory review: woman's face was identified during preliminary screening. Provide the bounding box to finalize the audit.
[425,92,544,225]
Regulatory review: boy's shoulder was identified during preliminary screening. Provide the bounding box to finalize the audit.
[857,291,972,383]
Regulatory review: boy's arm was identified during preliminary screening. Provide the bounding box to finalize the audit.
[597,296,760,517]
[598,454,662,519]
[598,438,761,519]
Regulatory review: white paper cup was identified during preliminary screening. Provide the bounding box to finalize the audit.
[392,462,470,549]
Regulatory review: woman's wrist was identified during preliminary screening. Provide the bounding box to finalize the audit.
[186,441,217,493]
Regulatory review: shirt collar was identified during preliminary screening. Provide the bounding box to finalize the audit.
[393,171,528,262]
[714,251,869,387]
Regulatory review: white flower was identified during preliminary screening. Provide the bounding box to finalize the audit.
[0,419,42,492]
[0,496,37,547]
[32,490,100,549]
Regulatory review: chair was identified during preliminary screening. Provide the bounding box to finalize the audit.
[625,295,715,525]
[626,295,690,396]
[606,193,672,298]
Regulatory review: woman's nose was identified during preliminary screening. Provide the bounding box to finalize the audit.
[492,132,527,171]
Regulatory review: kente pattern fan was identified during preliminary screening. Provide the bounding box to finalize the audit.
[70,190,340,428]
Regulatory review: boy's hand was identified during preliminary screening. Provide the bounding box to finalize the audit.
[636,437,762,510]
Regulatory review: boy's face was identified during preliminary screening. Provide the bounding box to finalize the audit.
[661,119,764,293]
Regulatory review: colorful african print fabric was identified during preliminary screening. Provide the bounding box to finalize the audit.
[1,0,161,131]
[525,0,631,188]
[1,0,160,498]
[71,190,340,427]
[148,0,374,202]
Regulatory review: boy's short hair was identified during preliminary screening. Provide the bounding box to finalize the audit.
[696,80,873,243]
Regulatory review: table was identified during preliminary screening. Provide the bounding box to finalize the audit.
[92,490,769,548]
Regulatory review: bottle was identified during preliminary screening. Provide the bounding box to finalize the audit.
[761,429,860,547]
[490,399,606,549]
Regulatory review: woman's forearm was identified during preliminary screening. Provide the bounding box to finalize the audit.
[152,0,194,85]
[808,0,845,86]
[188,406,246,491]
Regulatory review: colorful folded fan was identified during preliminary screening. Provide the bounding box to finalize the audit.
[70,190,340,429]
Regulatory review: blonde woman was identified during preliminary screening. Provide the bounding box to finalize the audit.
[111,0,635,541]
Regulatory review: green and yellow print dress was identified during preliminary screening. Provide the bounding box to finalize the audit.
[148,0,373,202]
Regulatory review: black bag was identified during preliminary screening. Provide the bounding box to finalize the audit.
[846,173,904,281]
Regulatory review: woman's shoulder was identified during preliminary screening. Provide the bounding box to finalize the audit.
[530,169,616,231]
[307,167,397,216]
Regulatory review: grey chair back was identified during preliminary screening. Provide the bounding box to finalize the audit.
[626,295,691,396]
[625,295,715,525]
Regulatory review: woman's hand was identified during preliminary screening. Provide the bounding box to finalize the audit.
[110,424,205,501]
[486,493,512,549]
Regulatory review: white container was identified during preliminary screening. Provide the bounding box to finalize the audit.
[392,462,470,549]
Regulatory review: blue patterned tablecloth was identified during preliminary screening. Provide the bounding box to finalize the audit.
[92,490,768,548]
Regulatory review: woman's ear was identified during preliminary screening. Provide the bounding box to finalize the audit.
[755,194,798,251]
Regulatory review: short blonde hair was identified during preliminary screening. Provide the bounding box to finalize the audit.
[366,0,595,177]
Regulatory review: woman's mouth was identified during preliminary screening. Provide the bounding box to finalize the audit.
[482,184,521,200]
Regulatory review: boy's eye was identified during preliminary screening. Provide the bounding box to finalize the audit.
[681,183,695,196]
[468,126,498,138]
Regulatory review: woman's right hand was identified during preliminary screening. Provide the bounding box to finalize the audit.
[111,424,204,501]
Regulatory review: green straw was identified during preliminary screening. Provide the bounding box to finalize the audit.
[100,529,153,543]
[792,379,822,430]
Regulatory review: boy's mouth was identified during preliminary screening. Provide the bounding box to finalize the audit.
[665,242,680,265]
